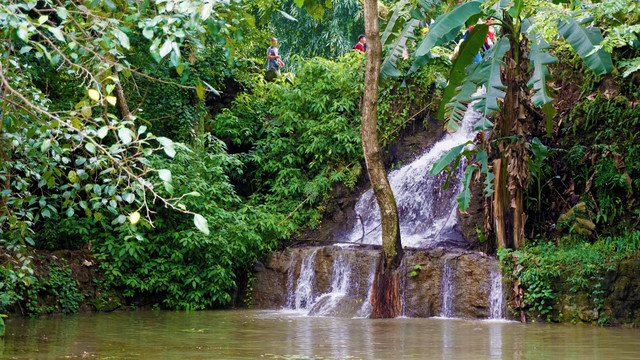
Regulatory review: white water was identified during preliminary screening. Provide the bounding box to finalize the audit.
[286,249,319,311]
[282,102,508,320]
[309,253,352,316]
[285,248,378,317]
[346,109,480,248]
[488,270,505,319]
[440,258,456,318]
[355,264,376,318]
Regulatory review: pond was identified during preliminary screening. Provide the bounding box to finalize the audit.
[1,310,639,359]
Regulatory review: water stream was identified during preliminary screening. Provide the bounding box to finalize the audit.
[286,249,319,311]
[489,270,505,319]
[280,106,508,320]
[440,258,456,318]
[347,108,480,248]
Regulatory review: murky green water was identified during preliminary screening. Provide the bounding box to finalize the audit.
[1,310,638,359]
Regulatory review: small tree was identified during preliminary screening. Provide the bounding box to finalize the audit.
[361,0,404,318]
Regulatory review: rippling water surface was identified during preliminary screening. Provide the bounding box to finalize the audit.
[2,310,639,359]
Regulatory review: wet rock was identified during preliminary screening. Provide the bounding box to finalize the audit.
[250,251,292,309]
[403,251,443,317]
[403,249,497,319]
[251,245,501,320]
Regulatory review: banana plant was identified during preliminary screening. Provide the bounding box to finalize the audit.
[385,0,613,249]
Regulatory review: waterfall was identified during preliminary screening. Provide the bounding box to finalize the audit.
[346,109,481,248]
[356,264,376,318]
[286,248,319,311]
[308,253,352,316]
[283,247,378,317]
[440,258,455,318]
[488,270,504,319]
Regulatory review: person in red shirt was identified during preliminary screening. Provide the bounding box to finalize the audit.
[353,34,366,52]
[483,17,496,52]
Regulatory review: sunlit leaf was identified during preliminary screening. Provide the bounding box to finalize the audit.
[130,211,141,225]
[113,28,130,49]
[97,126,109,139]
[118,127,132,145]
[278,10,298,22]
[194,214,210,235]
[196,81,205,100]
[158,169,172,182]
[159,39,173,58]
[88,89,100,101]
[430,142,472,175]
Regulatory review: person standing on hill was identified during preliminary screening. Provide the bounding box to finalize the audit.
[267,37,282,75]
[353,34,366,52]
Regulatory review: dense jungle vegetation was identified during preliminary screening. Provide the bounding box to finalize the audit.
[0,0,639,326]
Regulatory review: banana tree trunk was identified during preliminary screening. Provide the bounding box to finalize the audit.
[493,22,530,250]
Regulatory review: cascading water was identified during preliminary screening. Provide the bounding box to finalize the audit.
[275,104,507,319]
[308,253,352,316]
[284,247,379,317]
[346,109,481,248]
[440,258,456,318]
[286,249,319,311]
[488,270,505,319]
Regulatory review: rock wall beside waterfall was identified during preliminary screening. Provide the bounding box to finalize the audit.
[250,245,502,320]
[403,248,499,319]
[545,259,640,326]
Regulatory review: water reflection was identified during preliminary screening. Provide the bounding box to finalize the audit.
[488,321,503,359]
[1,310,639,359]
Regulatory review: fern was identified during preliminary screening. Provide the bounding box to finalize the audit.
[619,57,640,78]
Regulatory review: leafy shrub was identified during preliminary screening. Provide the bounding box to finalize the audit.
[94,136,282,309]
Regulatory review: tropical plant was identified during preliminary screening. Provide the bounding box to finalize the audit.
[387,0,615,249]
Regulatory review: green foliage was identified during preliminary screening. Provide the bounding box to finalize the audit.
[94,136,282,309]
[0,314,6,336]
[0,259,83,316]
[526,32,558,107]
[265,0,364,64]
[437,23,488,124]
[409,0,483,75]
[526,138,553,212]
[380,0,422,79]
[500,231,640,323]
[45,262,84,314]
[563,94,640,233]
[557,18,614,76]
[410,264,422,277]
[33,214,96,251]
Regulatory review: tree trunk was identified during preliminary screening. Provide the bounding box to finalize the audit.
[492,19,530,250]
[362,0,403,271]
[362,0,403,319]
